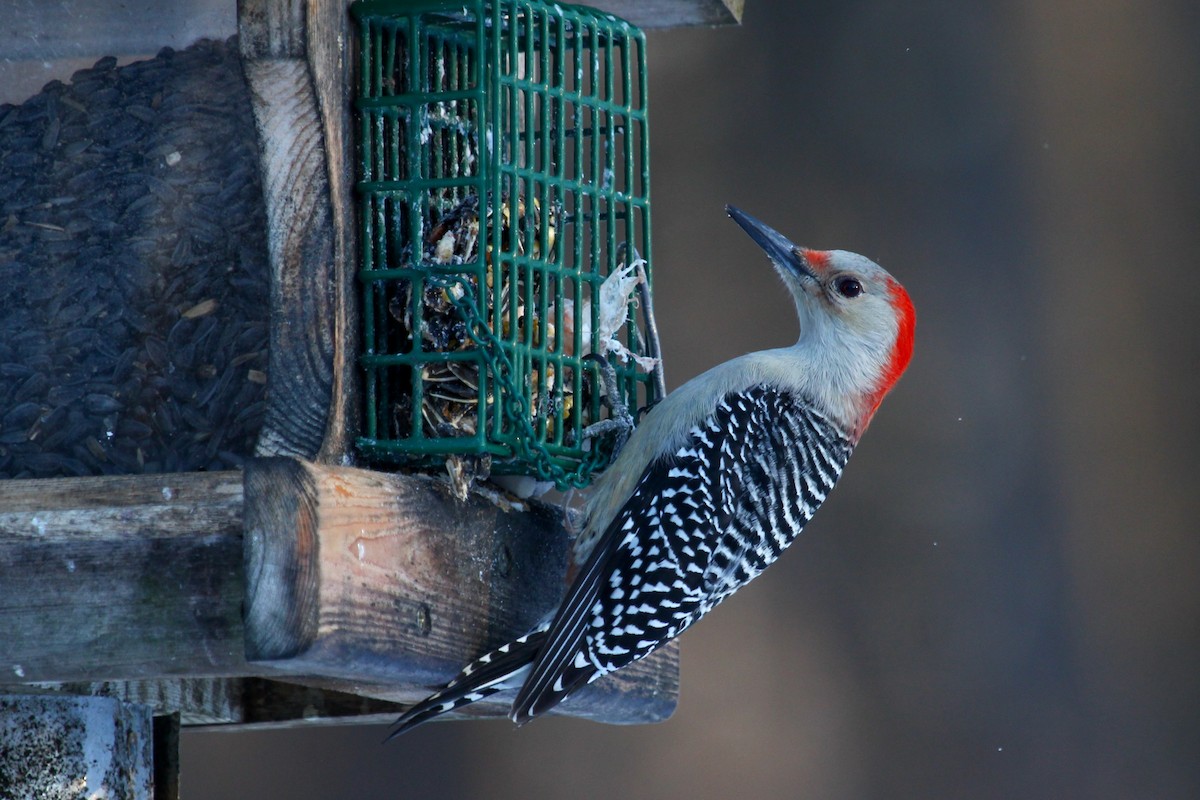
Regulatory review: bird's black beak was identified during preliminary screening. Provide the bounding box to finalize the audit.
[726,205,817,281]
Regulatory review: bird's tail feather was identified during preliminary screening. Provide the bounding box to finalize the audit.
[386,627,548,739]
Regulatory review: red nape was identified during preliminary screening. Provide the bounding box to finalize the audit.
[867,279,916,417]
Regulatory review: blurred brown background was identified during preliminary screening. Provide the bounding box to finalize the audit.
[177,0,1194,797]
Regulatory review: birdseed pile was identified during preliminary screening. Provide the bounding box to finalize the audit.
[0,38,271,478]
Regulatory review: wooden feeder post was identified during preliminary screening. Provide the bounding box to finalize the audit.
[0,1,745,797]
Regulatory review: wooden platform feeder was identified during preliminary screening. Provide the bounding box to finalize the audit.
[0,1,743,797]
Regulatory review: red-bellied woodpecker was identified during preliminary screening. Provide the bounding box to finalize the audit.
[387,206,916,737]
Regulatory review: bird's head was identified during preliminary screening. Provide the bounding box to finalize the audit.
[727,205,916,438]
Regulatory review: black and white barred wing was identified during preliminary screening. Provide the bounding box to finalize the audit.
[510,385,853,724]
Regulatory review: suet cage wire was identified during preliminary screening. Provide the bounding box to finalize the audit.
[352,0,658,489]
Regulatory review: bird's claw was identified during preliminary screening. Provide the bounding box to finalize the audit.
[582,353,635,457]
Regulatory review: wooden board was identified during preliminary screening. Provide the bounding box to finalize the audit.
[0,460,678,726]
[595,0,743,27]
[239,6,341,462]
[0,471,248,682]
[243,458,679,725]
[0,678,407,730]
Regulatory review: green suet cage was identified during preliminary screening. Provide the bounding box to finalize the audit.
[352,0,657,489]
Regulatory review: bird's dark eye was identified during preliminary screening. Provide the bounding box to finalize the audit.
[835,277,863,298]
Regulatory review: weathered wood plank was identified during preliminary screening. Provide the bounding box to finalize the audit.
[305,0,362,464]
[242,458,320,660]
[237,0,306,58]
[0,678,408,730]
[2,679,250,726]
[0,459,676,725]
[239,7,339,461]
[243,458,679,725]
[0,472,248,683]
[595,0,743,27]
[233,677,405,729]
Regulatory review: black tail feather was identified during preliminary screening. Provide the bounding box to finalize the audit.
[386,628,548,740]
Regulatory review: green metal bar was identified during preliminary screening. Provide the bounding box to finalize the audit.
[586,22,602,431]
[358,178,483,194]
[533,9,552,445]
[358,89,480,108]
[487,1,504,445]
[566,14,585,443]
